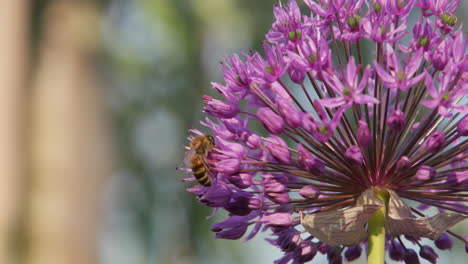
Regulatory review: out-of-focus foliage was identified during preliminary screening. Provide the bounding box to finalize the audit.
[100,0,468,263]
[15,1,466,264]
[100,0,283,263]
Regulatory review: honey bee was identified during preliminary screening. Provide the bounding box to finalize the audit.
[185,134,215,186]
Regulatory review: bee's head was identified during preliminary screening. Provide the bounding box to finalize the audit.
[206,134,215,145]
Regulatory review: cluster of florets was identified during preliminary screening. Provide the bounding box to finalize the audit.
[183,0,467,263]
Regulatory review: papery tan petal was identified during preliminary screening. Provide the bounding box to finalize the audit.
[302,188,468,246]
[300,205,381,246]
[385,190,468,239]
[386,190,412,218]
[386,212,468,239]
[355,188,384,207]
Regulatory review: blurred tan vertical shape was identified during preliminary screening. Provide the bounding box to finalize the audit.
[28,1,111,264]
[0,0,28,263]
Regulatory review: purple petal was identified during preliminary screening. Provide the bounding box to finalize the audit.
[318,97,345,108]
[374,62,395,84]
[354,94,380,105]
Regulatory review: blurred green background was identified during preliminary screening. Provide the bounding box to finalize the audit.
[0,0,465,264]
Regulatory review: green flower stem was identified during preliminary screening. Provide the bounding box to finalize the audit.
[368,189,390,264]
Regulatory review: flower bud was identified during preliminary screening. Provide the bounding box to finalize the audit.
[212,215,249,240]
[288,68,305,83]
[227,173,253,189]
[275,229,302,252]
[265,136,292,165]
[248,196,263,210]
[299,185,320,200]
[257,107,285,134]
[223,116,245,134]
[416,166,436,181]
[425,132,445,153]
[262,174,290,204]
[404,249,420,264]
[215,158,241,175]
[241,131,261,149]
[297,144,325,173]
[432,44,448,70]
[261,213,293,228]
[200,184,232,207]
[345,146,364,165]
[419,245,438,264]
[457,115,468,136]
[344,245,362,261]
[446,171,468,187]
[317,243,329,254]
[224,192,261,216]
[266,191,290,204]
[263,174,287,193]
[293,241,317,263]
[277,99,302,128]
[388,110,406,131]
[389,240,405,261]
[327,246,343,264]
[435,233,453,250]
[215,224,248,240]
[203,95,239,118]
[357,120,372,147]
[218,139,245,159]
[397,156,410,171]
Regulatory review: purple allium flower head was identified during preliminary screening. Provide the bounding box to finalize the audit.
[181,1,468,263]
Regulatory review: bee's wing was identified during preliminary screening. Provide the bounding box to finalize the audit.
[183,148,196,167]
